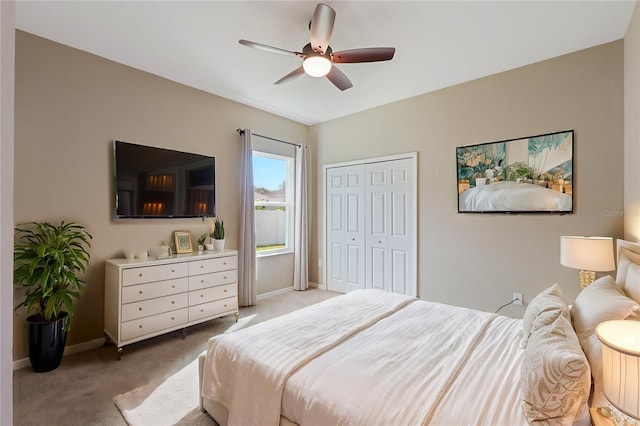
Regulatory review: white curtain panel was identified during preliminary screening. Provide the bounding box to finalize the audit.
[238,129,257,306]
[293,145,308,291]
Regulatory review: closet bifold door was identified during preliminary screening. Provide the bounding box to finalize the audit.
[326,165,366,293]
[364,158,416,296]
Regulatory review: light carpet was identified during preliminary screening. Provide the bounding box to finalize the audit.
[112,317,261,426]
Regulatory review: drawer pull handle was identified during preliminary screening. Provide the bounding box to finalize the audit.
[224,276,227,280]
[171,301,175,304]
[139,290,143,294]
[201,280,204,283]
[200,294,204,298]
[200,309,204,312]
[171,317,175,320]
[224,262,227,265]
[171,269,175,273]
[224,289,227,293]
[224,304,227,307]
[139,325,143,329]
[201,265,204,269]
[139,273,143,277]
[172,285,175,288]
[139,307,142,311]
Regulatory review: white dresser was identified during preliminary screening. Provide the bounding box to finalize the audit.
[104,250,238,356]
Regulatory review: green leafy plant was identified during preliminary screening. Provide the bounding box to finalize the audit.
[503,162,537,181]
[14,222,92,329]
[197,234,207,246]
[211,218,225,240]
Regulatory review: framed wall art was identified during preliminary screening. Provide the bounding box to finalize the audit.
[456,130,573,214]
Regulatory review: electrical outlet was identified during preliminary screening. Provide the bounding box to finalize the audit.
[513,292,523,306]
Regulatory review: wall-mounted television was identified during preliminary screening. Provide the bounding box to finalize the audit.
[456,130,573,214]
[113,140,216,219]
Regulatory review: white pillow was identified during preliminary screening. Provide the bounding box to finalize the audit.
[522,283,570,347]
[570,275,640,407]
[624,261,640,303]
[521,315,591,424]
[615,248,640,287]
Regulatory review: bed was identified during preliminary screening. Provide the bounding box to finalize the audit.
[198,239,640,426]
[458,181,572,212]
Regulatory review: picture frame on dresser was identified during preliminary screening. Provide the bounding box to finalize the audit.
[174,231,193,254]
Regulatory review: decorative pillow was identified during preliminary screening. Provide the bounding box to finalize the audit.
[522,283,570,347]
[521,315,591,424]
[615,248,640,287]
[570,275,640,407]
[624,261,640,302]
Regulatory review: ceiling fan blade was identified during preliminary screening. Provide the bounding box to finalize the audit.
[310,3,336,55]
[326,66,353,91]
[332,47,396,63]
[274,66,306,85]
[239,39,303,57]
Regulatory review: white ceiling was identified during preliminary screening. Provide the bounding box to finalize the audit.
[15,1,636,126]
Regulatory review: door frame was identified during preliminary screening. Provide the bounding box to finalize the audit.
[322,152,418,294]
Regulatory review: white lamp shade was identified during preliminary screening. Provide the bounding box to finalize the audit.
[596,320,640,419]
[303,56,331,77]
[560,236,615,271]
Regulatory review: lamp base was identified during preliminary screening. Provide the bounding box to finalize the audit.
[596,404,640,426]
[579,270,596,289]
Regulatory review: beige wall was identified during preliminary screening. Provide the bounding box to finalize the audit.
[311,41,624,316]
[1,1,15,422]
[626,2,640,240]
[13,31,308,360]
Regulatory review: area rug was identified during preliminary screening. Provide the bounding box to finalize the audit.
[113,357,216,426]
[112,316,265,425]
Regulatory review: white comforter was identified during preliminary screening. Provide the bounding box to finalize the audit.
[459,181,572,212]
[201,290,528,426]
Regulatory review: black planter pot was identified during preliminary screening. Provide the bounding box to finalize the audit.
[26,312,68,373]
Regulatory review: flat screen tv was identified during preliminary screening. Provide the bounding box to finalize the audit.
[113,140,215,219]
[456,130,573,214]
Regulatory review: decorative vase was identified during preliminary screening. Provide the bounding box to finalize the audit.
[213,239,225,251]
[27,312,68,373]
[475,177,487,187]
[197,245,204,254]
[205,243,214,251]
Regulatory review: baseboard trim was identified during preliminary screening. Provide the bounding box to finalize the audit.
[257,286,294,301]
[13,337,105,371]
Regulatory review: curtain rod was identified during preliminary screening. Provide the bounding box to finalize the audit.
[236,128,301,148]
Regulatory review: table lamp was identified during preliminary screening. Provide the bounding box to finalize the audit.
[560,236,615,288]
[595,320,640,425]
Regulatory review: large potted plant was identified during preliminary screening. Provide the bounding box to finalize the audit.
[14,221,92,372]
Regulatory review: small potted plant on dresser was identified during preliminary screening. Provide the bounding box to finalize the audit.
[13,221,92,372]
[210,218,225,251]
[197,234,207,253]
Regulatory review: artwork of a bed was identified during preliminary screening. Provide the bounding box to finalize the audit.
[198,239,640,426]
[457,130,573,213]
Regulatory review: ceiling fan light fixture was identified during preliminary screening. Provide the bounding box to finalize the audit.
[303,55,331,77]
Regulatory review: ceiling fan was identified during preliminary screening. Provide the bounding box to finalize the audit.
[239,3,396,91]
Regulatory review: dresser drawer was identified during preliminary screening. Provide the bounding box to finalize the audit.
[122,278,188,304]
[188,297,238,322]
[122,263,189,286]
[122,292,189,322]
[189,283,237,305]
[189,269,237,291]
[189,256,238,276]
[121,308,188,341]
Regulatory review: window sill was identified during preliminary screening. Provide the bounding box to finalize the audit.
[256,249,293,259]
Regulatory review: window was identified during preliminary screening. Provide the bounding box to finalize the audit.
[253,151,294,255]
